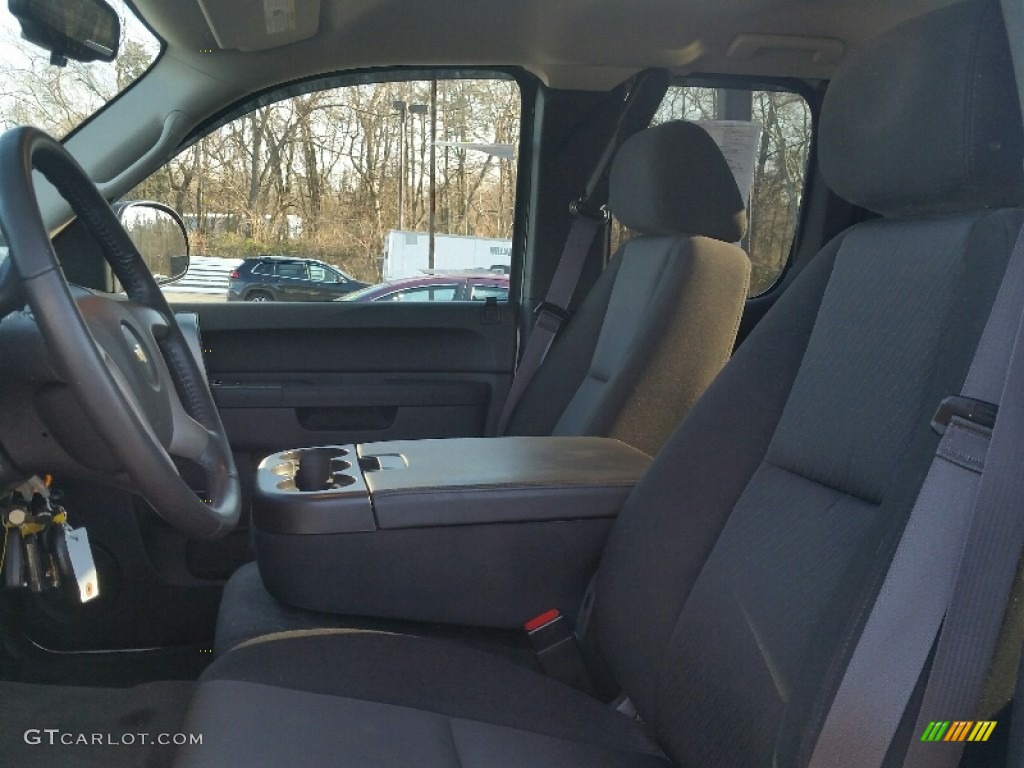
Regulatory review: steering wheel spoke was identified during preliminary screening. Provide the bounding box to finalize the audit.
[123,303,171,339]
[168,396,214,464]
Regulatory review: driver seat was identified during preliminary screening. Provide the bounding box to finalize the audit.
[175,1,1024,765]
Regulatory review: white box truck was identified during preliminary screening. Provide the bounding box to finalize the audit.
[382,230,511,280]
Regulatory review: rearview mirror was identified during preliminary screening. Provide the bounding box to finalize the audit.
[8,0,121,66]
[115,201,189,285]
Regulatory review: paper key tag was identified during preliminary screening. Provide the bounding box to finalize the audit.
[64,527,99,603]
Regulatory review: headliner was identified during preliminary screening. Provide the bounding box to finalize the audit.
[134,0,959,93]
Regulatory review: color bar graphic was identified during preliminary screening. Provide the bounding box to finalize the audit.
[919,721,996,742]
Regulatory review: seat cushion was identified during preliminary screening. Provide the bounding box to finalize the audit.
[176,632,668,768]
[215,561,541,670]
[506,235,749,456]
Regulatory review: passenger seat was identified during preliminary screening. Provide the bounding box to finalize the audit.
[501,119,751,457]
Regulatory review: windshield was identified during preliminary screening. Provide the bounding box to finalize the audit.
[0,0,159,137]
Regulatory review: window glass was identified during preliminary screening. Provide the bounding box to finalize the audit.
[385,285,458,302]
[616,86,811,297]
[308,265,328,282]
[275,263,307,279]
[469,284,509,301]
[137,75,521,304]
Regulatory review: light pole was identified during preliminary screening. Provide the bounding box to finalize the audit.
[429,79,438,270]
[392,100,407,231]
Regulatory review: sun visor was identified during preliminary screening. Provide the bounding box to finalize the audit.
[197,0,321,51]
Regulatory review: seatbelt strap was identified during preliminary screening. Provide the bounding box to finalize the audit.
[808,221,1024,768]
[495,69,669,435]
[494,211,605,436]
[902,232,1024,764]
[1007,634,1024,766]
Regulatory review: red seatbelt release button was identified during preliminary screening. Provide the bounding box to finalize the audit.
[524,609,561,633]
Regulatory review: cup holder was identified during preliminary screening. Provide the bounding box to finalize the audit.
[271,446,359,492]
[255,443,374,534]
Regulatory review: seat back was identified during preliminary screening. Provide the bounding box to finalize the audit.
[505,121,750,456]
[594,1,1024,765]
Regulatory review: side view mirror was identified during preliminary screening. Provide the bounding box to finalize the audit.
[9,0,121,66]
[114,201,189,285]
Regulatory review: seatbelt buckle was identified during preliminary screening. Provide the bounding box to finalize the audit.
[524,609,594,694]
[569,198,611,222]
[931,395,998,435]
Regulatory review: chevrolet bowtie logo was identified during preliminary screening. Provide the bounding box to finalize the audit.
[133,344,148,365]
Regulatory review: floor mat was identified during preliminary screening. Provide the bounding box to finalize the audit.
[0,680,193,767]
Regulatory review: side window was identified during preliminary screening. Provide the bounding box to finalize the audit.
[617,86,812,297]
[275,263,307,280]
[469,284,509,301]
[384,285,458,302]
[135,75,521,303]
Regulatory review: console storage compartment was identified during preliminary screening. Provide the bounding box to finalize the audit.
[252,436,650,628]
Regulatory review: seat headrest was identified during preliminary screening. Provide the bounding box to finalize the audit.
[608,120,747,242]
[820,0,1024,217]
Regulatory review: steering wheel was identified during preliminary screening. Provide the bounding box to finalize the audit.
[0,127,240,539]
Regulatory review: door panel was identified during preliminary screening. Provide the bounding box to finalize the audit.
[195,298,515,464]
[215,379,493,454]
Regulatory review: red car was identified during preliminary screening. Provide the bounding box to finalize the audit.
[338,272,509,302]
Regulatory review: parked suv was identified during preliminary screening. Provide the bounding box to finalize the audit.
[227,256,367,302]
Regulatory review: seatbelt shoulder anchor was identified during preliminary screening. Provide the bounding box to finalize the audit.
[931,395,998,435]
[569,198,611,222]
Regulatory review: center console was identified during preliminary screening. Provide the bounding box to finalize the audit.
[252,436,651,628]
